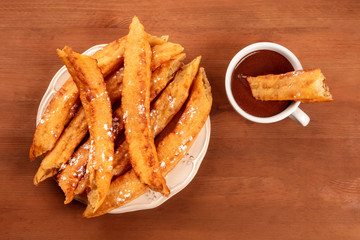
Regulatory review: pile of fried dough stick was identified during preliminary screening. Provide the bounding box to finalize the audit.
[30,16,212,218]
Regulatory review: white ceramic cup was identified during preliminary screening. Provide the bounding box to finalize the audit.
[225,42,310,126]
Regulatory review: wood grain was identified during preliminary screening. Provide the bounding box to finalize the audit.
[1,0,360,239]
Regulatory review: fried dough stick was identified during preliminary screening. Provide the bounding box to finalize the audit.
[29,38,125,161]
[122,16,169,195]
[61,53,186,203]
[57,47,114,211]
[29,35,169,161]
[112,56,201,177]
[247,69,333,102]
[33,68,123,185]
[83,67,212,218]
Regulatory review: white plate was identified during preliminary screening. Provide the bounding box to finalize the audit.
[36,45,211,214]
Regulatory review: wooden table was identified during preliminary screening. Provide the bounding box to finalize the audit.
[1,0,359,239]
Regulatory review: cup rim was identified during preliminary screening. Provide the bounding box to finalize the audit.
[225,42,303,123]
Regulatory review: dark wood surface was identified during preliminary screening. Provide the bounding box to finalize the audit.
[1,0,359,239]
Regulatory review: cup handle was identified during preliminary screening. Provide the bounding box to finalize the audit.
[289,108,310,126]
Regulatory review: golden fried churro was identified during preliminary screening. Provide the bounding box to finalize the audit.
[122,16,169,196]
[158,68,212,175]
[151,56,201,135]
[57,47,114,211]
[247,69,333,102]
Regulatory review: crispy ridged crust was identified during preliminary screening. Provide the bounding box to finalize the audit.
[151,42,184,71]
[121,16,169,196]
[83,67,212,218]
[151,56,201,136]
[150,53,186,101]
[111,141,132,177]
[74,171,90,197]
[159,68,212,175]
[33,107,88,185]
[58,140,90,204]
[247,69,333,102]
[57,47,114,212]
[112,56,201,177]
[57,106,124,204]
[29,37,126,161]
[105,67,124,102]
[93,38,126,77]
[84,169,148,217]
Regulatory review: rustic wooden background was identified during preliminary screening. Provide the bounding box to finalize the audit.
[1,0,359,239]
